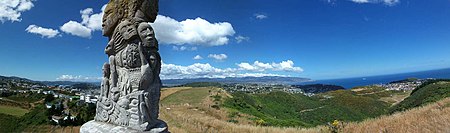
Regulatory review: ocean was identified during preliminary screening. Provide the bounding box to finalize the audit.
[299,68,450,89]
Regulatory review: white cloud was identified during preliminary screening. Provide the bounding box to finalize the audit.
[0,0,34,22]
[59,60,302,80]
[80,6,104,31]
[26,25,60,38]
[193,55,203,60]
[57,75,101,82]
[349,0,400,6]
[254,14,268,20]
[160,62,285,80]
[172,46,197,51]
[60,5,106,38]
[208,54,228,61]
[151,15,236,46]
[235,35,250,43]
[60,21,92,38]
[238,60,304,72]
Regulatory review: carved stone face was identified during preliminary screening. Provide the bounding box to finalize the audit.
[118,20,138,41]
[149,54,156,69]
[105,40,115,55]
[147,51,161,75]
[138,23,157,49]
[102,3,118,37]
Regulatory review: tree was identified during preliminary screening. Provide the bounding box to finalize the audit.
[44,94,55,103]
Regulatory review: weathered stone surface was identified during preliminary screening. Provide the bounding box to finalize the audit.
[81,0,167,132]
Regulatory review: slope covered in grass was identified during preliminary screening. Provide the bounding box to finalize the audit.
[389,80,450,113]
[344,97,450,133]
[224,90,390,127]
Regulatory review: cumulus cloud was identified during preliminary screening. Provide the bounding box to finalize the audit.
[80,7,104,31]
[60,5,106,38]
[254,13,268,20]
[26,25,60,38]
[0,0,34,22]
[151,15,236,46]
[57,75,101,82]
[235,35,250,43]
[60,21,92,38]
[172,46,197,51]
[193,55,203,60]
[349,0,400,6]
[160,62,285,79]
[238,60,304,72]
[208,54,228,61]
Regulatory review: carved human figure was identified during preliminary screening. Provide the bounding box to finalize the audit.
[101,63,111,99]
[138,43,162,129]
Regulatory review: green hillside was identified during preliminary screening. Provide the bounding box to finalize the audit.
[224,90,390,127]
[389,80,450,113]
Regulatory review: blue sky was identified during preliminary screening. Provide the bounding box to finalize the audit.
[1,0,450,81]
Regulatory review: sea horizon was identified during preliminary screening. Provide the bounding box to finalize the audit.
[300,68,450,89]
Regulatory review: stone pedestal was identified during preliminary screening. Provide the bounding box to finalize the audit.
[81,120,168,133]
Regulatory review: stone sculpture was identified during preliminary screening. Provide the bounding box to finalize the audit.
[81,0,168,132]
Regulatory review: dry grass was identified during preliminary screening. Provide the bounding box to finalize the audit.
[343,98,450,133]
[161,87,192,100]
[22,125,81,133]
[159,87,327,133]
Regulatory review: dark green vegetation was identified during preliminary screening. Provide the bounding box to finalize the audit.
[0,105,48,132]
[5,92,46,103]
[292,84,345,93]
[389,79,450,113]
[224,79,450,128]
[223,90,390,127]
[0,92,96,132]
[389,78,419,84]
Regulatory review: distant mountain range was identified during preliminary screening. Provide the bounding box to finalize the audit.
[0,75,99,87]
[39,81,100,86]
[162,76,311,86]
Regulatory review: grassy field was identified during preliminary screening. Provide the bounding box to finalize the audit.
[161,87,211,105]
[159,87,328,133]
[22,125,81,133]
[223,89,391,127]
[159,85,450,133]
[343,97,450,133]
[0,105,29,117]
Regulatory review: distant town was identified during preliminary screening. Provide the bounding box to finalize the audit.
[221,78,431,96]
[0,77,100,125]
